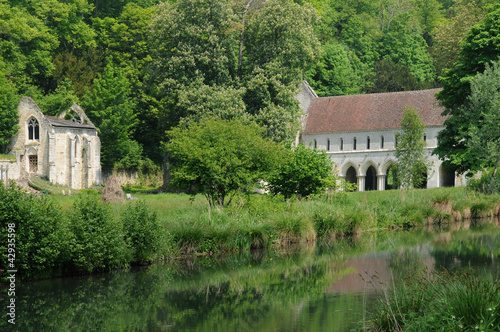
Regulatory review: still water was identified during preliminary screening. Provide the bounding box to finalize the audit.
[2,220,500,332]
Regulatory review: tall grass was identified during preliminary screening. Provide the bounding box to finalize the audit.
[367,269,500,331]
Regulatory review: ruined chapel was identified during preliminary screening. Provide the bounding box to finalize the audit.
[0,97,101,189]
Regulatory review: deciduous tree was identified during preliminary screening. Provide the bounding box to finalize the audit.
[435,6,500,174]
[395,107,429,189]
[0,69,19,153]
[464,60,500,192]
[82,59,138,170]
[165,118,284,206]
[307,42,363,96]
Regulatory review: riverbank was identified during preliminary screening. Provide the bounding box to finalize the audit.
[3,225,499,331]
[1,184,500,281]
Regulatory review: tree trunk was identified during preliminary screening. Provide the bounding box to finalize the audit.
[161,152,172,192]
[237,0,254,78]
[489,157,500,193]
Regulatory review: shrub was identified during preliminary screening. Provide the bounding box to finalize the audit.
[468,170,500,194]
[122,200,162,262]
[267,144,337,199]
[0,184,68,279]
[68,195,130,272]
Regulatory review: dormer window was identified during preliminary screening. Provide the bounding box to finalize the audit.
[28,117,39,140]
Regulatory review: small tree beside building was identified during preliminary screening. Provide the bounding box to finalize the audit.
[395,107,429,189]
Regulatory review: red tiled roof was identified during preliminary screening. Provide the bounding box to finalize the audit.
[303,89,445,134]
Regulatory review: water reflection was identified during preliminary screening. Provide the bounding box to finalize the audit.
[1,220,499,332]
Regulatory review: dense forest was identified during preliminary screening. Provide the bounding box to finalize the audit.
[0,0,498,174]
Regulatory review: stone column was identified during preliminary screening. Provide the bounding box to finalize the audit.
[358,175,365,192]
[377,174,386,191]
[70,136,76,188]
[48,133,56,184]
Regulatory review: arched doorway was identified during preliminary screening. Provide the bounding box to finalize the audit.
[440,165,455,187]
[365,166,377,191]
[417,170,428,189]
[345,166,357,189]
[385,165,398,190]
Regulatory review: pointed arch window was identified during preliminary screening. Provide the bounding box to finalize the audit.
[327,138,330,151]
[353,137,357,151]
[28,117,39,140]
[340,138,344,151]
[367,136,371,150]
[313,139,317,149]
[381,135,385,149]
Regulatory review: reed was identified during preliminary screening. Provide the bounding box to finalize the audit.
[367,269,500,331]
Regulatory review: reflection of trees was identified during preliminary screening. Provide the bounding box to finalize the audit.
[0,248,352,331]
[431,234,500,278]
[5,229,499,331]
[388,248,430,279]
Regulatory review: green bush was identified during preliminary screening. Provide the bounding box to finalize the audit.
[468,170,500,194]
[122,200,162,262]
[68,196,130,272]
[0,184,69,279]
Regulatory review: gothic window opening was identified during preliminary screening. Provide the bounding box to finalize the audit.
[367,137,371,150]
[314,139,317,149]
[381,136,384,149]
[353,138,357,150]
[340,138,344,151]
[28,118,39,140]
[327,138,330,151]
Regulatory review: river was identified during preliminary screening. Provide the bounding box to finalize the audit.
[2,220,499,331]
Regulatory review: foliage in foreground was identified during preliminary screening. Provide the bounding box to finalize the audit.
[367,269,500,331]
[0,184,162,279]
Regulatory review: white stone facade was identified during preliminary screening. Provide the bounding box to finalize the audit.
[2,97,101,189]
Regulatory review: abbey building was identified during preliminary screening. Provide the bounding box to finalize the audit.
[297,84,461,191]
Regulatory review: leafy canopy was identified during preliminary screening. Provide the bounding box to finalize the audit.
[0,68,19,153]
[165,118,284,206]
[82,58,138,170]
[464,60,500,191]
[150,0,321,144]
[435,5,500,174]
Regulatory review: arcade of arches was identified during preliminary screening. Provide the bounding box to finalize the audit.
[341,162,433,191]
